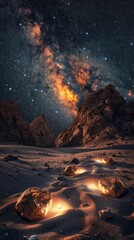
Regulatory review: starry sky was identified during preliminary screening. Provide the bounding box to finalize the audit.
[0,0,134,135]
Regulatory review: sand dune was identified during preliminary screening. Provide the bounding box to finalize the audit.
[0,142,134,240]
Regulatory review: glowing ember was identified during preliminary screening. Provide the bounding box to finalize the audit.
[128,90,133,97]
[88,183,98,191]
[94,157,114,165]
[95,158,106,164]
[57,204,63,210]
[76,167,87,174]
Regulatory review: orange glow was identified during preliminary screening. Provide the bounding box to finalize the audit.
[40,47,79,115]
[94,158,106,164]
[26,23,42,46]
[128,90,133,97]
[87,183,99,191]
[98,181,110,195]
[46,196,72,218]
[69,55,90,86]
[76,167,87,175]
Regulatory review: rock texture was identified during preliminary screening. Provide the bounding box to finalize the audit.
[98,176,125,198]
[16,187,52,221]
[56,85,134,147]
[64,165,78,176]
[0,100,55,147]
[30,115,55,147]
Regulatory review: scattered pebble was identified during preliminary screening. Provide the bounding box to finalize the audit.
[98,208,114,220]
[29,235,39,240]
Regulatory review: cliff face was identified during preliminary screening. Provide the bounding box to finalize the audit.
[30,115,55,147]
[56,85,134,147]
[0,100,55,147]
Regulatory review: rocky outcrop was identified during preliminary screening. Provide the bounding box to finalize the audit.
[30,115,55,147]
[0,100,55,147]
[0,100,34,145]
[56,85,134,147]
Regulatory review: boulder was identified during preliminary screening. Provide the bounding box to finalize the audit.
[98,176,125,198]
[16,187,52,221]
[64,165,78,176]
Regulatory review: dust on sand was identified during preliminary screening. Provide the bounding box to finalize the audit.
[0,141,134,240]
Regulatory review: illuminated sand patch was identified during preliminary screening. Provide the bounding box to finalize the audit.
[76,167,87,175]
[46,196,73,218]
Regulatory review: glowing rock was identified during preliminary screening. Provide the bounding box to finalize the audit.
[64,165,78,176]
[98,176,125,198]
[16,187,52,221]
[102,156,115,165]
[69,157,79,165]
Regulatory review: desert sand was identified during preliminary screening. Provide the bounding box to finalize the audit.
[0,142,134,240]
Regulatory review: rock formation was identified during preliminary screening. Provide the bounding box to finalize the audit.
[30,115,55,147]
[0,100,55,147]
[16,187,52,221]
[56,85,134,147]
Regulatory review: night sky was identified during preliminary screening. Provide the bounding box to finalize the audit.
[0,0,134,135]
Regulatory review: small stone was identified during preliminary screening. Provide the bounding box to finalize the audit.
[69,158,79,165]
[29,235,39,240]
[37,172,41,176]
[82,203,89,207]
[64,165,78,176]
[98,208,114,220]
[44,163,50,167]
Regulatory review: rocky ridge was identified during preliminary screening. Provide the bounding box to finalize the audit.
[56,85,134,147]
[0,100,55,147]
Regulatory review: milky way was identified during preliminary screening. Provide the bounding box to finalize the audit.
[0,0,134,134]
